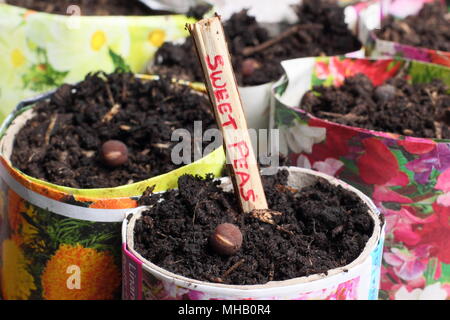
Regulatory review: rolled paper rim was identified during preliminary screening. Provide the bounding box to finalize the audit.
[370,30,450,57]
[0,74,225,199]
[124,166,384,292]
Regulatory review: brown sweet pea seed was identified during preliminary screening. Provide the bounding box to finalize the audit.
[100,140,128,167]
[209,223,243,256]
[241,58,261,77]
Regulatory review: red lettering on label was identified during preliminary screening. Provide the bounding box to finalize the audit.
[234,157,248,169]
[218,103,232,114]
[228,141,250,160]
[214,88,229,102]
[210,71,226,89]
[222,114,237,130]
[206,55,224,71]
[235,171,250,187]
[240,188,256,202]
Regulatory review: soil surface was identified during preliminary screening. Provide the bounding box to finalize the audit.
[133,170,375,285]
[301,73,450,139]
[375,2,450,52]
[5,0,166,15]
[10,72,218,189]
[150,0,361,86]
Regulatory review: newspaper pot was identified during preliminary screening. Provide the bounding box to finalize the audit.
[0,76,225,300]
[359,0,450,68]
[0,3,198,124]
[273,56,450,300]
[122,166,385,300]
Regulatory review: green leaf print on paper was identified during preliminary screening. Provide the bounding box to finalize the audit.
[108,48,131,73]
[275,104,305,127]
[21,47,68,92]
[409,61,450,87]
[18,201,121,293]
[439,263,450,284]
[424,258,440,286]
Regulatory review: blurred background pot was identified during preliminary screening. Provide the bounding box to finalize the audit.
[359,0,450,67]
[273,56,450,300]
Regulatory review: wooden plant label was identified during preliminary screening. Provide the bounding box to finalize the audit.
[187,16,268,213]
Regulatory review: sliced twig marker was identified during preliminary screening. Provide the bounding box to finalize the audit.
[187,16,269,214]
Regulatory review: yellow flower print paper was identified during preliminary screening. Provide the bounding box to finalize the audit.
[0,3,195,124]
[1,239,37,300]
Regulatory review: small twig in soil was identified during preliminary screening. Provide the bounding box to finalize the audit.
[81,150,95,158]
[318,111,367,122]
[222,259,245,279]
[102,81,121,123]
[276,225,295,236]
[312,220,317,235]
[151,143,171,149]
[268,263,275,281]
[209,277,224,283]
[44,114,58,145]
[402,129,414,136]
[306,238,314,251]
[102,104,121,123]
[160,96,176,103]
[242,23,323,57]
[275,184,298,194]
[121,78,128,101]
[119,125,131,131]
[155,231,167,238]
[331,225,344,238]
[434,121,443,139]
[250,209,283,225]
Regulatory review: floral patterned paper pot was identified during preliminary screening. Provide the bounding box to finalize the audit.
[273,56,450,300]
[0,77,225,300]
[0,3,197,124]
[359,0,450,68]
[122,167,385,300]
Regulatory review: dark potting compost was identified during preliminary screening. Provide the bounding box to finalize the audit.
[5,0,160,15]
[10,72,217,189]
[375,1,450,52]
[150,0,361,86]
[301,73,450,139]
[133,170,375,285]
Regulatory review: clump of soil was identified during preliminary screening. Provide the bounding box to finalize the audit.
[150,0,361,86]
[301,73,450,139]
[5,0,163,15]
[133,170,375,285]
[375,1,450,52]
[10,72,217,189]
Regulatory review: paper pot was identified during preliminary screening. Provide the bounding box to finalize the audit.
[0,3,197,124]
[238,1,366,131]
[273,56,450,300]
[0,77,225,300]
[358,0,450,68]
[122,166,385,300]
